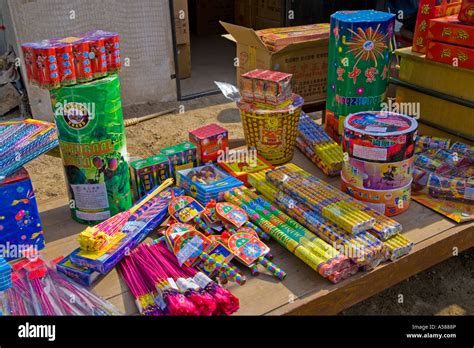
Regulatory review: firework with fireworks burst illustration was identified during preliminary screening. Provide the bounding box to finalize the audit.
[325,10,395,143]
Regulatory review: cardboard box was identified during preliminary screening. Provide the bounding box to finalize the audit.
[257,0,281,22]
[235,0,257,28]
[173,0,190,45]
[130,154,171,200]
[428,15,474,49]
[427,40,474,70]
[195,0,234,35]
[160,141,198,177]
[255,16,280,29]
[189,123,229,163]
[459,0,474,23]
[177,43,191,79]
[221,22,329,104]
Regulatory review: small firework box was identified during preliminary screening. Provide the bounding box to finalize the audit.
[176,164,243,205]
[427,40,474,70]
[130,154,171,200]
[160,142,198,178]
[459,0,474,23]
[257,24,330,52]
[189,123,229,164]
[240,69,292,106]
[428,15,474,48]
[0,168,45,261]
[412,0,461,54]
[20,30,120,89]
[56,255,101,287]
[217,150,274,186]
[69,188,184,274]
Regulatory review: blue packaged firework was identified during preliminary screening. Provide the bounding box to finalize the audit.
[69,187,184,274]
[0,168,45,261]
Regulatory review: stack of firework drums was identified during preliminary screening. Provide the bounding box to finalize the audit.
[341,111,418,216]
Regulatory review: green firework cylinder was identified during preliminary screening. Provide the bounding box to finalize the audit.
[51,75,132,224]
[325,10,395,142]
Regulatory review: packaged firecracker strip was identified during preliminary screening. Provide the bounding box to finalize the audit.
[459,0,474,22]
[0,168,45,261]
[426,40,474,70]
[256,23,330,52]
[248,172,389,269]
[176,164,243,205]
[160,142,198,179]
[0,119,59,179]
[297,112,343,176]
[217,150,274,186]
[69,187,184,274]
[325,10,395,142]
[428,15,474,49]
[55,255,101,287]
[240,69,293,105]
[224,187,358,283]
[412,0,462,54]
[130,154,171,200]
[343,111,418,163]
[380,233,413,261]
[20,30,121,88]
[189,123,228,164]
[271,164,403,240]
[415,135,451,153]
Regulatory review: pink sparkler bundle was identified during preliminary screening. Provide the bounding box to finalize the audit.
[119,241,239,316]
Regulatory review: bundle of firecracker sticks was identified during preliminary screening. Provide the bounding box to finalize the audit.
[296,112,344,177]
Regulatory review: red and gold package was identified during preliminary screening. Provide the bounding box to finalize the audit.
[426,40,474,70]
[459,0,474,23]
[428,15,474,48]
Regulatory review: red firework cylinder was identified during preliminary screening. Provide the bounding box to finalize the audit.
[32,44,60,90]
[103,34,121,73]
[85,37,108,79]
[54,43,77,86]
[72,41,93,82]
[21,43,39,85]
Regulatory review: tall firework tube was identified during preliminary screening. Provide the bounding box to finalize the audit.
[51,75,132,224]
[325,10,395,142]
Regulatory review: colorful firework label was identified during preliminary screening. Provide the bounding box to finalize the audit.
[325,10,395,142]
[227,231,269,266]
[51,75,132,225]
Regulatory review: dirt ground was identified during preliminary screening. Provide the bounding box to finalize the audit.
[24,94,472,315]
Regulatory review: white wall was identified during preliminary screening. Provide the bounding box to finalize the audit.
[4,0,177,120]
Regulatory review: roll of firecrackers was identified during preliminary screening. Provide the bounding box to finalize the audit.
[296,112,344,176]
[224,187,357,283]
[379,233,414,261]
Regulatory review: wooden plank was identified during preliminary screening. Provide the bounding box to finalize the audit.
[35,148,474,315]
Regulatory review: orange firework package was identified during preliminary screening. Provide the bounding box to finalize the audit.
[459,0,474,23]
[217,151,274,186]
[428,15,474,48]
[426,40,474,70]
[412,0,461,54]
[240,69,292,106]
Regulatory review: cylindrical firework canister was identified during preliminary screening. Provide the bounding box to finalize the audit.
[88,30,121,73]
[72,40,93,83]
[343,111,418,163]
[33,42,61,90]
[55,43,77,86]
[325,10,395,142]
[21,43,39,86]
[50,75,132,225]
[84,37,108,79]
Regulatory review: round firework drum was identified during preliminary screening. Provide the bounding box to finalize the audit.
[32,42,60,89]
[84,37,108,79]
[21,42,40,86]
[325,10,395,142]
[72,40,93,83]
[54,42,77,86]
[343,111,418,163]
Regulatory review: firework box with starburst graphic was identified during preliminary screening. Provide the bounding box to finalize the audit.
[325,10,395,143]
[0,168,45,261]
[221,21,329,104]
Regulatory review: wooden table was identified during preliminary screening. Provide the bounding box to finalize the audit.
[38,150,474,315]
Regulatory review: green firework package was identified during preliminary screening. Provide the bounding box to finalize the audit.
[325,10,395,143]
[51,75,132,224]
